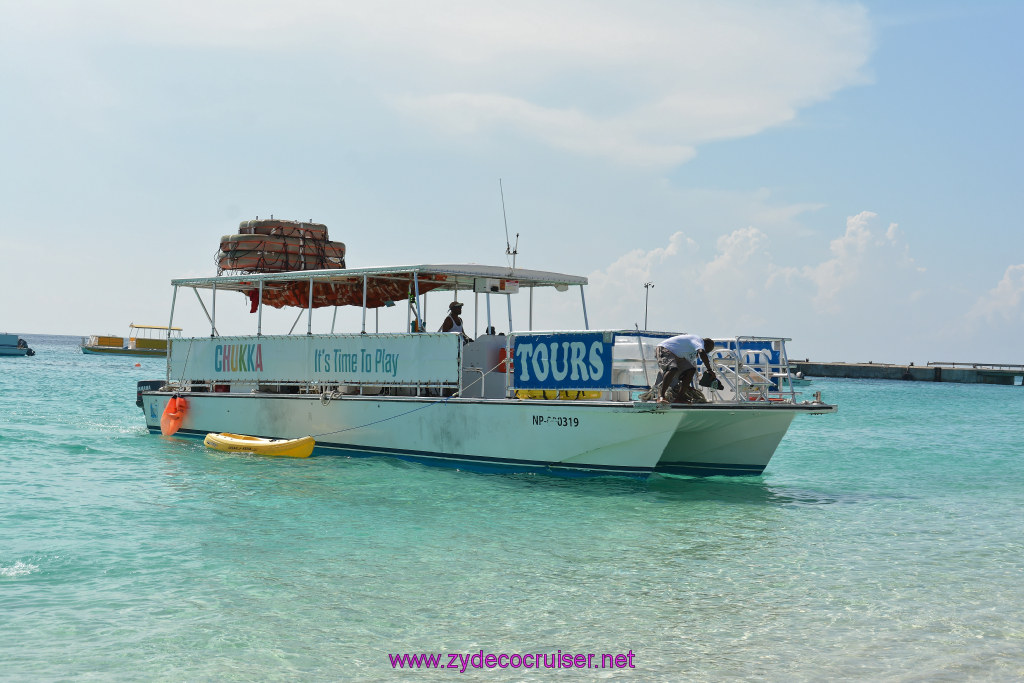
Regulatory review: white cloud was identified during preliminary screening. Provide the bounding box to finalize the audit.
[1,0,873,167]
[968,264,1024,323]
[386,1,873,165]
[802,211,877,312]
[395,93,698,167]
[582,232,701,327]
[570,210,934,359]
[702,227,772,292]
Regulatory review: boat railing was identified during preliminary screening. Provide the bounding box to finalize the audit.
[706,336,800,402]
[502,330,800,404]
[596,332,802,403]
[927,361,1024,370]
[161,330,802,404]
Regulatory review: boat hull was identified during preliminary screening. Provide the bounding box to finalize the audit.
[654,407,798,476]
[142,392,820,477]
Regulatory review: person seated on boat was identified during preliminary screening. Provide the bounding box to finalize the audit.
[439,302,473,343]
[643,334,717,404]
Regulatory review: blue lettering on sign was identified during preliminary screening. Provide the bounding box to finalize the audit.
[312,346,400,377]
[513,333,610,389]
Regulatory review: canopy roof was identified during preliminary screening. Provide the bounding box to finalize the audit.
[171,264,588,310]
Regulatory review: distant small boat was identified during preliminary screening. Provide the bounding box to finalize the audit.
[81,324,182,357]
[203,433,316,458]
[790,371,812,387]
[0,333,34,357]
[774,371,811,387]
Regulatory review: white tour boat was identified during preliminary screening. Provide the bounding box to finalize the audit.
[138,263,836,477]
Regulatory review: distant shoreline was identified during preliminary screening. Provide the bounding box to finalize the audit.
[790,360,1023,385]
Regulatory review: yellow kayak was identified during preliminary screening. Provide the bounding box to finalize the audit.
[203,433,315,458]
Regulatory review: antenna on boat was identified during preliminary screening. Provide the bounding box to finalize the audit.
[500,179,519,270]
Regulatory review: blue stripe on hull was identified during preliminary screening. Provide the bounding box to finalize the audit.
[155,427,654,478]
[151,428,770,477]
[654,461,766,477]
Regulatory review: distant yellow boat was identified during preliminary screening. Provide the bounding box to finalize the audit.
[81,324,182,357]
[203,433,315,458]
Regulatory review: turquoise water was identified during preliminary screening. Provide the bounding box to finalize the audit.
[2,335,1022,681]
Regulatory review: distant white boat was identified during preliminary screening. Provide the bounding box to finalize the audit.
[138,261,836,477]
[775,371,812,388]
[0,333,34,357]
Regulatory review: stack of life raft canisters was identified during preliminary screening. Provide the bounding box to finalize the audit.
[217,218,346,273]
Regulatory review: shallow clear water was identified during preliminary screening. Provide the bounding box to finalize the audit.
[2,336,1022,680]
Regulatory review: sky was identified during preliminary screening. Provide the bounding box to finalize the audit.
[1,0,1021,364]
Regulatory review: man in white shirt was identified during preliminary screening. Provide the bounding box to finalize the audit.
[649,334,717,404]
[439,301,472,343]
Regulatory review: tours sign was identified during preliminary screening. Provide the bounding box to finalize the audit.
[512,332,612,390]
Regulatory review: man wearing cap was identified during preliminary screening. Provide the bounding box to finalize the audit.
[439,301,472,343]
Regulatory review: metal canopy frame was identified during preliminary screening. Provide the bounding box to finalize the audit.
[170,263,587,294]
[168,263,591,339]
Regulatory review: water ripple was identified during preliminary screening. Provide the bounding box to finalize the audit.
[1,338,1023,680]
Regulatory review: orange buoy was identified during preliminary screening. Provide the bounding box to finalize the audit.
[160,396,188,436]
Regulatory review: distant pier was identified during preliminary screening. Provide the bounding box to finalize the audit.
[789,361,1024,386]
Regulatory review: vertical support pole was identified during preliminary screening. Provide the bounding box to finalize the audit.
[412,273,421,391]
[288,308,304,335]
[635,325,650,389]
[167,285,178,380]
[506,294,513,333]
[307,276,314,335]
[211,282,217,337]
[413,272,421,331]
[193,288,217,336]
[361,275,368,333]
[474,293,479,338]
[486,294,492,334]
[257,280,264,337]
[580,284,589,330]
[529,286,533,331]
[168,285,178,336]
